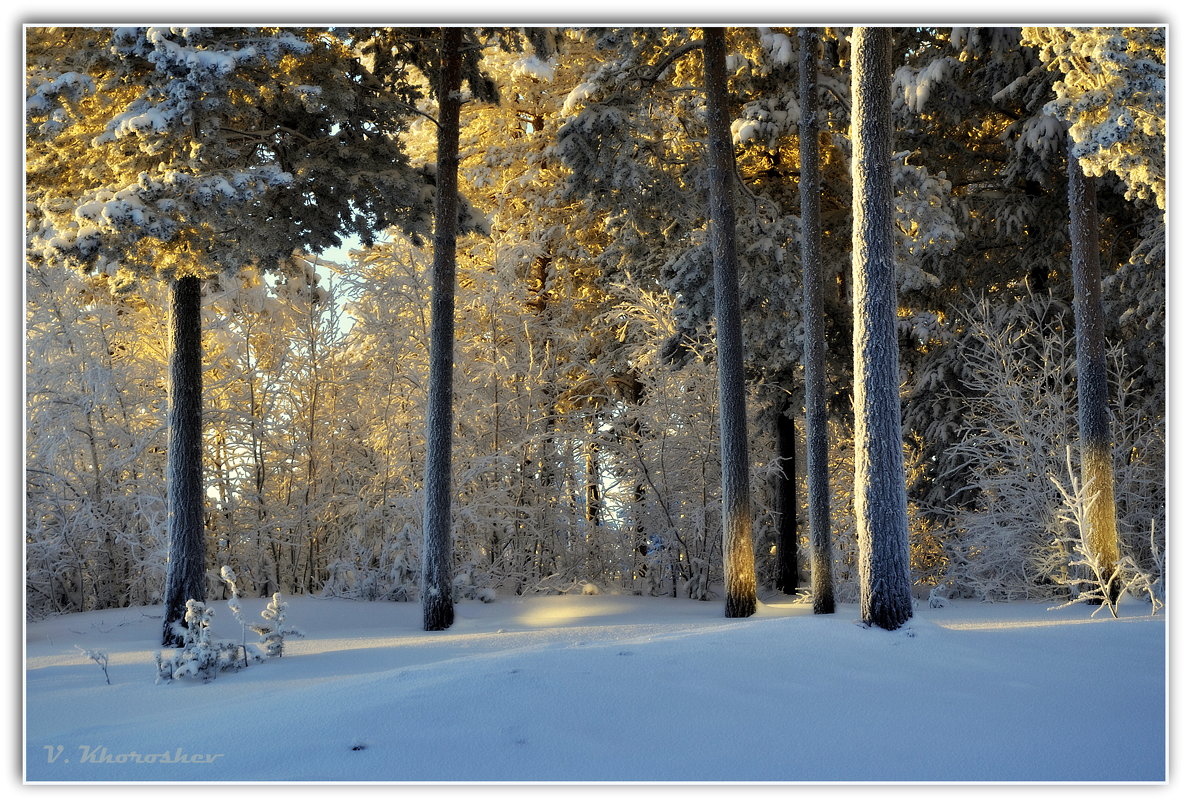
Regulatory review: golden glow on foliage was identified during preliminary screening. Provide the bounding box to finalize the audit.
[1023,26,1165,208]
[127,229,219,281]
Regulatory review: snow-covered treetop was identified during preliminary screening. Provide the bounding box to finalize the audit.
[1023,26,1165,210]
[26,27,430,285]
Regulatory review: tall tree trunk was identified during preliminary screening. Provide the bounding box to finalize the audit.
[421,26,463,631]
[851,27,913,631]
[585,419,602,528]
[161,275,206,646]
[1067,149,1122,605]
[704,27,757,618]
[774,406,799,594]
[798,27,836,614]
[302,306,320,594]
[621,377,650,586]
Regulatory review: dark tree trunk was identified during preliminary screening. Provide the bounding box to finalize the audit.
[851,27,913,631]
[1029,263,1049,295]
[798,26,836,614]
[585,425,602,527]
[704,27,757,618]
[421,26,463,632]
[161,275,206,646]
[1068,149,1121,606]
[622,377,649,583]
[774,407,799,595]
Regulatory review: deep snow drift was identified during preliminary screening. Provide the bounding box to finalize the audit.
[25,593,1165,782]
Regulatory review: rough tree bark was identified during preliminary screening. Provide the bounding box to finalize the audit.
[1067,148,1122,605]
[422,26,463,631]
[704,27,757,618]
[161,275,206,646]
[798,26,836,614]
[851,27,913,631]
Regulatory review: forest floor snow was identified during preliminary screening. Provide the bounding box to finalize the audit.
[25,593,1165,782]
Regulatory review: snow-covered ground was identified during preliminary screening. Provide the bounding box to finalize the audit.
[25,593,1165,782]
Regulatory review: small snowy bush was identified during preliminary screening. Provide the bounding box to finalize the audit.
[155,599,244,683]
[451,561,498,604]
[221,566,264,666]
[223,566,303,658]
[1049,468,1165,618]
[76,646,110,685]
[156,568,304,683]
[252,593,304,658]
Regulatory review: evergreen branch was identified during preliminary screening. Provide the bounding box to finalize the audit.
[220,125,317,145]
[641,39,704,84]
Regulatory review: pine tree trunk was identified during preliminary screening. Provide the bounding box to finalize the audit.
[161,275,206,646]
[774,406,799,594]
[585,420,602,527]
[704,27,757,618]
[623,378,649,585]
[798,26,836,615]
[851,27,913,631]
[421,26,463,632]
[1067,149,1122,605]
